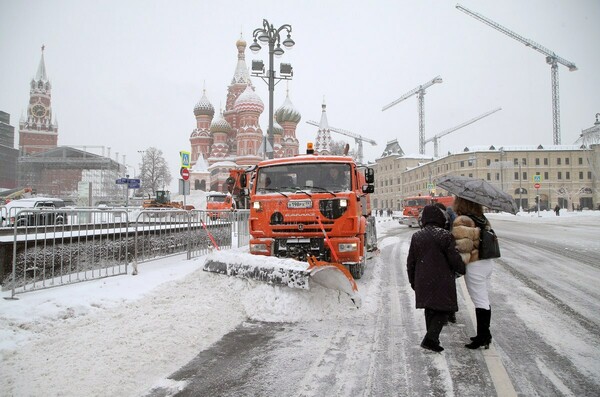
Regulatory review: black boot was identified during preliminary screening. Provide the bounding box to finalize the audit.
[422,309,446,352]
[448,312,457,323]
[465,308,492,349]
[421,338,444,352]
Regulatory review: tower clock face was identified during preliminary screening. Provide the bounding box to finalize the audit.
[32,104,46,118]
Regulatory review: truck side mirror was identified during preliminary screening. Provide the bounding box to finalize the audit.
[364,168,375,184]
[362,184,374,194]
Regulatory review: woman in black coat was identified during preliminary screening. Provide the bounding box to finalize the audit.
[407,205,466,352]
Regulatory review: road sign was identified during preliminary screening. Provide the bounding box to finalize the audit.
[180,151,191,169]
[180,167,190,181]
[127,179,141,189]
[534,183,541,189]
[533,175,542,183]
[115,178,127,184]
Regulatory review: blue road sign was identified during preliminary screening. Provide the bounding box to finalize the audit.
[128,180,140,189]
[116,178,127,184]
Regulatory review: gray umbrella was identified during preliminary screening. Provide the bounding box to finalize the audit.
[435,175,518,214]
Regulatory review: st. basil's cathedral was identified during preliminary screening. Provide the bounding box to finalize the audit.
[188,36,302,192]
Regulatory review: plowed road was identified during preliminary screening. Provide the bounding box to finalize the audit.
[147,216,600,397]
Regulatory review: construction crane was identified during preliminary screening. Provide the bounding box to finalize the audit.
[306,120,376,164]
[425,107,502,157]
[382,76,443,155]
[456,4,577,145]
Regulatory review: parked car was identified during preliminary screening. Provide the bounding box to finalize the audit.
[2,197,68,227]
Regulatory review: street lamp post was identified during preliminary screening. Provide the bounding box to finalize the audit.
[518,160,523,212]
[249,19,295,159]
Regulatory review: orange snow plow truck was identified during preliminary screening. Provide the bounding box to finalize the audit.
[398,194,454,227]
[203,147,377,305]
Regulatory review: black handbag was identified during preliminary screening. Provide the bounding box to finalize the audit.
[479,228,501,259]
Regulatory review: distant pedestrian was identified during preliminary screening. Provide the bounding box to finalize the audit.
[554,204,560,216]
[407,205,466,352]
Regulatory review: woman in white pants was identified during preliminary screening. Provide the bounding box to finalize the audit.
[452,197,493,349]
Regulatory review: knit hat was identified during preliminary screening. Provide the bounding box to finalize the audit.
[421,204,447,228]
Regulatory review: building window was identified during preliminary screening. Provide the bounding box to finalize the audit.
[578,157,583,165]
[580,171,584,179]
[558,172,562,180]
[566,171,570,180]
[513,158,518,166]
[460,161,465,167]
[557,158,562,165]
[544,172,549,180]
[495,173,500,181]
[544,158,548,165]
[486,159,491,166]
[565,158,569,165]
[487,173,491,180]
[536,158,540,165]
[589,171,592,179]
[522,158,527,166]
[523,172,527,180]
[514,172,519,180]
[469,173,473,177]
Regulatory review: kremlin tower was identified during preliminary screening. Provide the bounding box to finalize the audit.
[19,46,59,155]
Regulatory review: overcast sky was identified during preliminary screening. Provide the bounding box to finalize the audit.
[1,0,599,185]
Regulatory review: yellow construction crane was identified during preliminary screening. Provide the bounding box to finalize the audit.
[382,76,443,155]
[425,107,502,157]
[456,4,577,145]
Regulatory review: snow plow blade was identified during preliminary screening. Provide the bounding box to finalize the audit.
[202,251,360,306]
[203,251,311,289]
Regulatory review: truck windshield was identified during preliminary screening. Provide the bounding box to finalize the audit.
[405,198,429,206]
[255,163,351,193]
[207,195,226,203]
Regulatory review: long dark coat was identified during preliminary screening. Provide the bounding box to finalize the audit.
[406,206,466,312]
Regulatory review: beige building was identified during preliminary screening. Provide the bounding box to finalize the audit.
[371,141,600,212]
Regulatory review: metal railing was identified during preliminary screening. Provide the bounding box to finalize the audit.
[1,207,251,298]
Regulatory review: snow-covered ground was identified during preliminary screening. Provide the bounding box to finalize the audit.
[0,209,598,396]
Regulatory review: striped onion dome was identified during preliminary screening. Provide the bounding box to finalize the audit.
[234,85,264,113]
[193,90,215,117]
[272,118,284,135]
[275,93,301,123]
[210,111,231,134]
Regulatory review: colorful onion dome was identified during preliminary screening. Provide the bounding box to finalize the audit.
[193,90,215,117]
[210,111,231,134]
[275,93,301,123]
[234,85,264,113]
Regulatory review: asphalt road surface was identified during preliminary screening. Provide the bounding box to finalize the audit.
[146,217,600,397]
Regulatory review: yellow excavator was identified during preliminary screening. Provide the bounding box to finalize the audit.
[142,190,193,210]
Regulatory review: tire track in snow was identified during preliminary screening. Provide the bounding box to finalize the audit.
[497,240,600,338]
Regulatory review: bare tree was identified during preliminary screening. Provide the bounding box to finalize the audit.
[329,139,358,161]
[555,186,592,211]
[139,147,172,196]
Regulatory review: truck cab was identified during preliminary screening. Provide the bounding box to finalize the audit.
[245,153,376,279]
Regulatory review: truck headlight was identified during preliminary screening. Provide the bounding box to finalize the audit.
[250,243,269,253]
[338,243,357,252]
[252,201,262,211]
[339,199,348,207]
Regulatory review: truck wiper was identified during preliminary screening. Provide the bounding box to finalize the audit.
[261,187,289,198]
[281,186,312,198]
[301,185,336,197]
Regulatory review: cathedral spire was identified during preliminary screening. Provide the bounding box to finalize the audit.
[315,99,332,155]
[36,45,49,82]
[231,35,251,85]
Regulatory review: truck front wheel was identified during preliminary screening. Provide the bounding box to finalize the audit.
[349,256,365,280]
